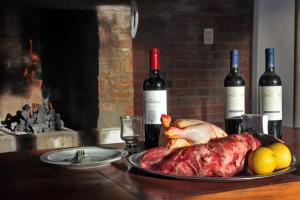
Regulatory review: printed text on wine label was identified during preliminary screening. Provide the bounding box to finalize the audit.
[259,86,282,121]
[225,86,245,119]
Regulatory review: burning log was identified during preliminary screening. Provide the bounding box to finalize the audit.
[1,102,64,134]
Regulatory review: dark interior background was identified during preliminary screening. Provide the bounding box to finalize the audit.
[0,7,99,131]
[41,9,99,130]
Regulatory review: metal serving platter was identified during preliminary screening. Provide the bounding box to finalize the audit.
[41,147,128,169]
[129,150,297,182]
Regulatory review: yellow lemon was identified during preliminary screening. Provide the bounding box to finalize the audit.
[248,147,276,175]
[268,143,292,170]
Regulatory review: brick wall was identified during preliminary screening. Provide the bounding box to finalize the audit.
[133,0,252,127]
[97,5,134,129]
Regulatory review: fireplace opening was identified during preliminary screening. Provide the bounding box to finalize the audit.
[0,7,100,147]
[41,9,99,130]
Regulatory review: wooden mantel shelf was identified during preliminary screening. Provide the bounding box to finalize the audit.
[1,127,300,200]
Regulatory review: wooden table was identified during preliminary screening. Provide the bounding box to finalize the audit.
[1,127,300,200]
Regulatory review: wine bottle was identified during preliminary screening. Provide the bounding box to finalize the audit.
[259,48,282,139]
[143,48,167,149]
[224,49,245,134]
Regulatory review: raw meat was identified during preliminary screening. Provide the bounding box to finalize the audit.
[141,133,261,177]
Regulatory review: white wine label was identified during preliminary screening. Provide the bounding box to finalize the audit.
[144,90,167,124]
[259,86,282,121]
[225,86,245,119]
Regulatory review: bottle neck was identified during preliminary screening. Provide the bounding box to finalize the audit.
[265,66,275,72]
[230,66,239,73]
[150,48,160,71]
[230,50,239,73]
[265,51,275,72]
[150,68,159,74]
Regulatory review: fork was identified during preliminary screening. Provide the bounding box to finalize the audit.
[70,149,85,164]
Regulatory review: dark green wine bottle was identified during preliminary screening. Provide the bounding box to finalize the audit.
[143,48,167,149]
[224,49,245,134]
[259,48,282,139]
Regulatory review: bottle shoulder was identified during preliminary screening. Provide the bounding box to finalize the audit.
[143,73,167,90]
[259,72,281,86]
[224,73,245,87]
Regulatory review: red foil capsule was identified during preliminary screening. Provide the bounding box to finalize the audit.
[150,48,160,70]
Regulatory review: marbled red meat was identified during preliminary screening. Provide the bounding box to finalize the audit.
[140,133,261,177]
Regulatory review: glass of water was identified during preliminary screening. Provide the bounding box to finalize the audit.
[120,116,144,151]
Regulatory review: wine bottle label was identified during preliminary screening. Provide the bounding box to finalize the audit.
[225,86,245,119]
[259,86,282,120]
[144,90,167,124]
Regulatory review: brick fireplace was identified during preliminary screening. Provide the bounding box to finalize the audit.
[0,2,134,151]
[0,0,252,152]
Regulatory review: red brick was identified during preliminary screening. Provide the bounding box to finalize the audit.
[169,89,197,96]
[100,103,115,112]
[197,88,210,96]
[134,108,143,116]
[175,61,189,68]
[168,98,180,107]
[196,70,211,78]
[118,79,133,87]
[217,96,225,104]
[111,91,133,98]
[170,107,201,116]
[209,105,224,113]
[174,80,190,88]
[207,114,224,123]
[210,88,224,95]
[168,71,197,80]
[133,71,147,81]
[118,39,132,48]
[175,32,198,41]
[124,104,134,115]
[190,79,216,88]
[178,97,207,106]
[191,60,217,70]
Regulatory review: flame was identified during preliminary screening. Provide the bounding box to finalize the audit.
[22,39,54,111]
[29,39,39,63]
[23,39,45,109]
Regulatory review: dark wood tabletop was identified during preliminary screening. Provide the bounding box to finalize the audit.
[1,127,300,200]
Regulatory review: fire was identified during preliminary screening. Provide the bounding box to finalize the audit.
[49,102,53,110]
[23,39,44,108]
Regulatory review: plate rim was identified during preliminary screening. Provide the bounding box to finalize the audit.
[40,146,128,168]
[128,150,297,182]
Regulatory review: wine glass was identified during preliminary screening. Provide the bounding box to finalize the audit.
[120,116,144,153]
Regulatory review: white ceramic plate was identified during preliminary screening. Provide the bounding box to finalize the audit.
[129,150,297,182]
[40,147,128,169]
